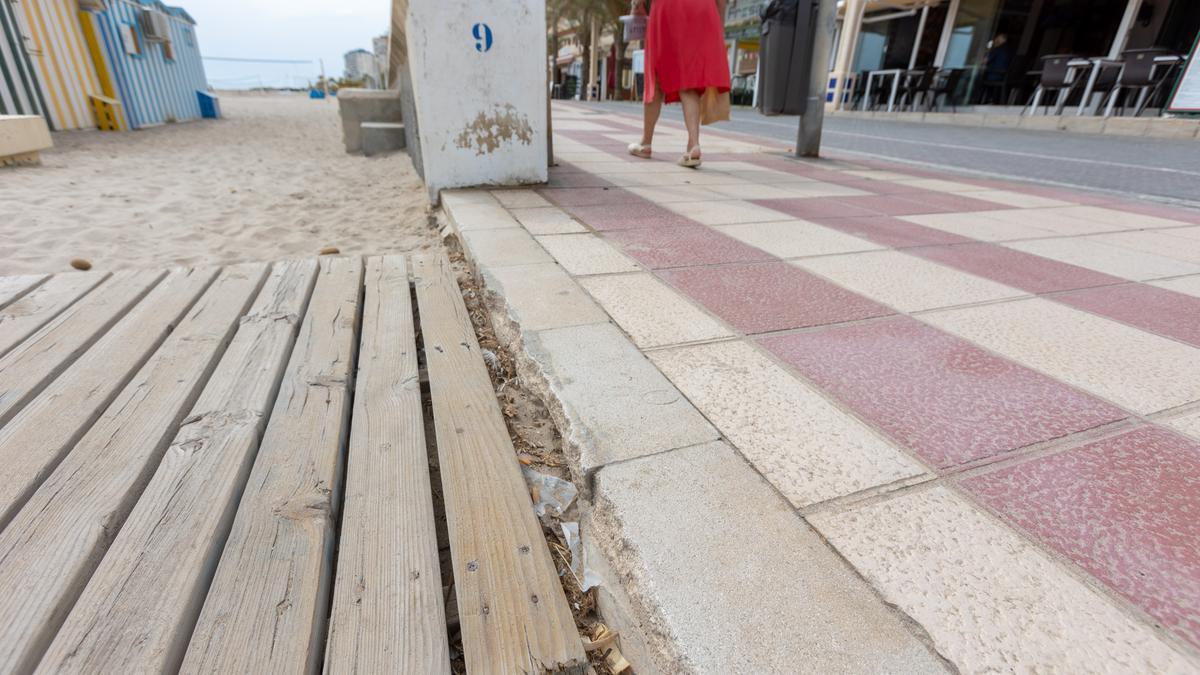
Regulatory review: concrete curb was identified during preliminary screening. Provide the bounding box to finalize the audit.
[829,109,1200,139]
[441,189,953,674]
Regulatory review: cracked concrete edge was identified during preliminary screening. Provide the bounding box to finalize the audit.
[443,209,704,673]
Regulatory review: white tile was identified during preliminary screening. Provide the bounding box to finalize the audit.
[1005,238,1200,281]
[716,220,881,258]
[625,185,728,203]
[1056,205,1193,230]
[663,199,792,225]
[1085,231,1200,264]
[779,182,871,198]
[445,203,522,231]
[580,273,733,348]
[536,234,641,276]
[959,190,1075,208]
[482,263,608,331]
[490,189,551,209]
[902,213,1055,242]
[809,487,1194,674]
[896,178,982,193]
[511,207,587,235]
[649,341,928,507]
[1148,274,1200,298]
[794,250,1026,312]
[1164,410,1200,441]
[923,297,1200,414]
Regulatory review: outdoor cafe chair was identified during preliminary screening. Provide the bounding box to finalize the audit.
[1103,47,1178,117]
[898,68,936,111]
[928,68,964,112]
[1025,54,1082,114]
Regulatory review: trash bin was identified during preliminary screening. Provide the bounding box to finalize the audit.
[758,0,820,115]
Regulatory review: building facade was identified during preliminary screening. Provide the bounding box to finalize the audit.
[0,0,209,131]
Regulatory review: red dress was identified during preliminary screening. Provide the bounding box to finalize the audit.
[644,0,732,124]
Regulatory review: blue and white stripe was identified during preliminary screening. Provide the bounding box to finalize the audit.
[89,0,207,129]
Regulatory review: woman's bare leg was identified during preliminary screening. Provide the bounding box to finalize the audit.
[679,89,701,153]
[641,90,663,146]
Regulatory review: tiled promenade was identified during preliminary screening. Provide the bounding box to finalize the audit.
[448,102,1200,672]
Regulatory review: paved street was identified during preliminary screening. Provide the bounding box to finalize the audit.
[587,100,1200,208]
[447,101,1200,672]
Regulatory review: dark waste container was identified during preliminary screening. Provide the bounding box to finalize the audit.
[758,0,820,115]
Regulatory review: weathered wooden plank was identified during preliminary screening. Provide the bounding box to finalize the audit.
[0,275,48,312]
[37,260,319,675]
[411,253,587,674]
[0,270,163,429]
[0,268,218,530]
[181,256,363,674]
[0,273,109,359]
[0,264,267,675]
[325,256,451,674]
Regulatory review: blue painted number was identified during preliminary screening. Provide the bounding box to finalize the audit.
[473,23,493,52]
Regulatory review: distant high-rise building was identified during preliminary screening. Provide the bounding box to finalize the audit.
[343,48,378,87]
[372,34,389,88]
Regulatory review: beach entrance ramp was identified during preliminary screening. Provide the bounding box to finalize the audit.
[0,254,587,673]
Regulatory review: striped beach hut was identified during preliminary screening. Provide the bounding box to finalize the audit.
[13,0,105,130]
[83,0,208,129]
[0,0,45,117]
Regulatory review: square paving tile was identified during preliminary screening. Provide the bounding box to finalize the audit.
[923,297,1200,414]
[660,261,892,334]
[648,341,927,506]
[906,191,1024,213]
[510,206,587,235]
[962,426,1200,651]
[663,199,794,226]
[760,316,1125,468]
[805,215,971,248]
[794,250,1026,312]
[809,486,1193,673]
[753,198,884,220]
[829,194,959,217]
[566,202,696,231]
[1150,274,1200,298]
[900,212,1056,241]
[545,170,614,188]
[481,263,608,331]
[539,186,638,208]
[912,242,1124,293]
[1102,202,1200,226]
[490,189,551,208]
[958,190,1074,209]
[535,234,641,276]
[579,273,733,348]
[1006,238,1200,281]
[1085,231,1200,265]
[460,228,552,268]
[604,226,774,270]
[1166,411,1200,441]
[1054,283,1200,348]
[715,220,881,259]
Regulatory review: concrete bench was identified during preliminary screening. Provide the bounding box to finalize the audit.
[337,88,403,153]
[360,121,406,156]
[0,115,53,166]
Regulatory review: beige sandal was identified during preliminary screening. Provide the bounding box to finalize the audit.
[627,142,652,159]
[678,146,702,168]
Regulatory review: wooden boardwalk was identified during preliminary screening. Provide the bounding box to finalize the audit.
[0,255,587,674]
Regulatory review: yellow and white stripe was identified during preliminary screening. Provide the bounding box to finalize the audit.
[16,0,103,130]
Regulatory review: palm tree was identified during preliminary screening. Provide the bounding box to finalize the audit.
[548,0,630,99]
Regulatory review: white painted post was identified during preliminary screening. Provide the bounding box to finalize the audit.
[830,0,866,110]
[406,0,549,201]
[909,5,929,69]
[934,0,961,67]
[1109,0,1143,58]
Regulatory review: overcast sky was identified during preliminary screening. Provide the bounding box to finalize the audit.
[184,0,388,88]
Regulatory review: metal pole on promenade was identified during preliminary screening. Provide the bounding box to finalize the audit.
[795,0,837,157]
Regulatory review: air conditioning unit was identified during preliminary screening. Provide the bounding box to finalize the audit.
[140,9,171,43]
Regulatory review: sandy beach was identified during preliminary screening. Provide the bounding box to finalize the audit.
[0,93,435,275]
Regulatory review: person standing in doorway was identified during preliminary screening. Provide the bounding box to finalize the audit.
[627,0,731,168]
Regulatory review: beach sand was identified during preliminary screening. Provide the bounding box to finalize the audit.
[0,93,435,275]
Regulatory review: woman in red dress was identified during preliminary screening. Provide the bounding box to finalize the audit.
[628,0,731,168]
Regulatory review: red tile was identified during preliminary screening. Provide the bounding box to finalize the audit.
[605,226,774,269]
[832,194,964,216]
[912,242,1124,293]
[760,316,1126,468]
[804,215,971,248]
[660,261,891,333]
[540,186,638,207]
[1055,283,1200,348]
[963,426,1200,650]
[754,198,883,220]
[546,170,613,188]
[905,191,1020,212]
[566,202,696,231]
